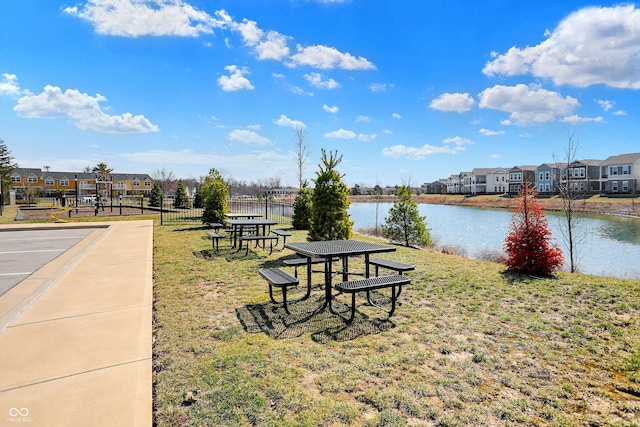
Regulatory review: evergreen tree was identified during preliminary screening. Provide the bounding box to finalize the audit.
[308,149,353,241]
[193,187,204,209]
[504,185,564,276]
[0,139,17,205]
[292,181,312,230]
[201,168,228,224]
[382,185,431,247]
[149,181,162,207]
[173,179,191,208]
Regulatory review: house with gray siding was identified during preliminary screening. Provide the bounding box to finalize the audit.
[600,153,640,194]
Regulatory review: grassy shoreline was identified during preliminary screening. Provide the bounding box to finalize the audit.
[350,194,640,218]
[152,224,639,426]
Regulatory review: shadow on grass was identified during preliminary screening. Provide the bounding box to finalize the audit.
[236,291,395,343]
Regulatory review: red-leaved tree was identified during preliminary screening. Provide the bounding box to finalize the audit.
[504,185,564,276]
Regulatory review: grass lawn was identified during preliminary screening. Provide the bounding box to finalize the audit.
[153,223,640,426]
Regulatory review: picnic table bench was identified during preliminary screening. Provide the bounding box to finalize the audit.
[271,229,292,249]
[207,231,225,252]
[282,257,327,278]
[259,268,311,314]
[368,258,415,276]
[239,235,280,255]
[334,274,411,323]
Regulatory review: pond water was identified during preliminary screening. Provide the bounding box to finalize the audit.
[349,202,640,280]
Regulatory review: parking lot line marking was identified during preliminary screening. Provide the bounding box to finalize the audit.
[0,272,32,276]
[0,249,66,254]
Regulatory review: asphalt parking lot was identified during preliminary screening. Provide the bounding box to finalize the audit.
[0,228,96,296]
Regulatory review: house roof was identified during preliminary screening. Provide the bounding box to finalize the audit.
[601,152,640,165]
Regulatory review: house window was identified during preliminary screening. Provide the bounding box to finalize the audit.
[623,181,629,192]
[144,179,151,186]
[612,181,619,192]
[545,184,550,192]
[545,172,550,180]
[28,175,38,183]
[45,178,54,186]
[11,175,21,183]
[133,180,140,186]
[116,182,125,189]
[623,165,630,175]
[539,172,544,181]
[60,179,69,186]
[538,184,544,192]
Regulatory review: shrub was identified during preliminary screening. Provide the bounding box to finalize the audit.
[292,182,312,230]
[201,169,228,224]
[382,185,431,247]
[504,186,564,275]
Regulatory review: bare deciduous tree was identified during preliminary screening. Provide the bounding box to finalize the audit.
[295,125,311,189]
[151,168,177,195]
[553,133,585,273]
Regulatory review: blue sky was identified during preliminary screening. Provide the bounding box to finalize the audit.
[1,0,638,188]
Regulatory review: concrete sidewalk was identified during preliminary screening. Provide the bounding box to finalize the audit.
[0,220,153,426]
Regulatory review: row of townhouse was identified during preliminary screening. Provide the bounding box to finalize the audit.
[8,168,154,199]
[442,152,640,196]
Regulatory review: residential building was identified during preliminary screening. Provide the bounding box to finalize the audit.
[536,163,560,194]
[508,166,536,194]
[600,153,640,194]
[9,168,154,201]
[421,180,447,194]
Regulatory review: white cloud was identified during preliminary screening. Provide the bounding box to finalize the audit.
[64,0,223,37]
[430,92,475,112]
[597,99,614,111]
[560,115,604,124]
[478,84,579,125]
[443,136,474,147]
[290,44,375,70]
[483,5,640,89]
[369,82,393,93]
[479,128,505,136]
[382,136,472,160]
[0,73,24,97]
[358,134,377,142]
[613,110,627,116]
[323,104,339,113]
[324,128,376,141]
[382,144,459,159]
[227,129,272,146]
[325,129,357,139]
[217,65,254,91]
[304,72,340,89]
[273,114,306,129]
[13,84,158,133]
[290,86,312,96]
[235,19,290,61]
[392,113,402,119]
[355,115,370,123]
[235,18,263,45]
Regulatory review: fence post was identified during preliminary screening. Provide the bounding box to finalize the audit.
[141,196,144,214]
[265,196,268,220]
[160,195,163,225]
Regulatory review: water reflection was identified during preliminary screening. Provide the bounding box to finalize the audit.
[349,202,640,280]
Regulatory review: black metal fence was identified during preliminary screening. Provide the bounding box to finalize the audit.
[159,197,293,225]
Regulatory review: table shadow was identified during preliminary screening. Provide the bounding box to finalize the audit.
[235,291,396,343]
